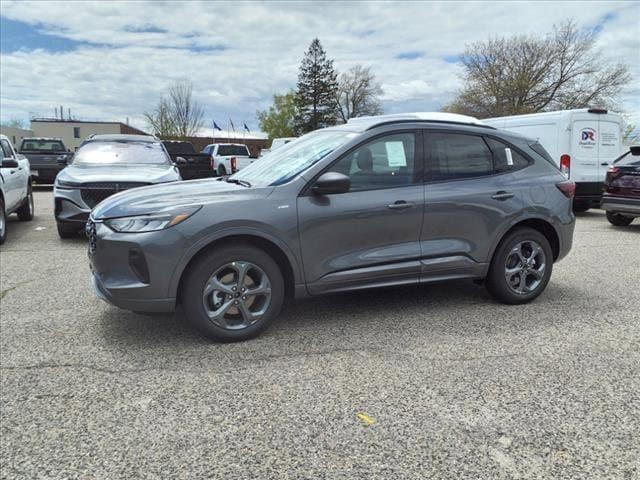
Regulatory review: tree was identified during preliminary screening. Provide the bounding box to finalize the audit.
[257,92,297,140]
[335,65,383,123]
[444,21,631,118]
[294,38,339,134]
[145,80,205,138]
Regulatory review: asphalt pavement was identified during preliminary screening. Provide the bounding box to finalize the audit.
[1,190,638,479]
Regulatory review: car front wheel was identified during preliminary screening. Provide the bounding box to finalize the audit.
[57,221,79,239]
[0,197,6,245]
[606,212,633,226]
[486,228,553,304]
[181,244,285,342]
[17,184,34,221]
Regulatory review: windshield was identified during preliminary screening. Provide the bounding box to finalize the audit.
[230,130,357,186]
[20,140,65,152]
[73,141,170,165]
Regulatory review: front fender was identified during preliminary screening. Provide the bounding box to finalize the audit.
[166,225,304,298]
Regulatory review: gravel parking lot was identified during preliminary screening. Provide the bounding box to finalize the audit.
[1,189,638,479]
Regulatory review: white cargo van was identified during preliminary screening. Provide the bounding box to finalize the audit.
[484,109,624,211]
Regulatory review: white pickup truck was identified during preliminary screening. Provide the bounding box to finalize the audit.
[202,143,253,176]
[1,134,34,244]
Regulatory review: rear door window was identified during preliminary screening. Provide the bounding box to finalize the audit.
[484,137,530,172]
[426,133,493,181]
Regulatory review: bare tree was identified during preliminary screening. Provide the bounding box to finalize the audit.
[335,65,383,123]
[145,80,205,138]
[144,97,177,137]
[444,20,631,118]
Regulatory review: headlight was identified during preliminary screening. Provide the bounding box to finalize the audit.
[104,206,201,233]
[56,179,81,188]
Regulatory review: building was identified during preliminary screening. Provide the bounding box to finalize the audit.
[0,126,34,147]
[30,119,148,151]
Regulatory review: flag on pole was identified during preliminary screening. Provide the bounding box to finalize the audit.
[243,122,250,133]
[213,120,222,131]
[229,118,235,132]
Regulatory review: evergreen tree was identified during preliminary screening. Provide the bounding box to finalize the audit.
[294,39,338,134]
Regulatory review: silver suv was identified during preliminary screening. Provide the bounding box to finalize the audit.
[87,113,575,342]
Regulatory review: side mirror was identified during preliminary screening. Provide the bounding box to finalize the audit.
[56,156,68,166]
[175,156,187,165]
[1,158,19,168]
[630,146,640,156]
[312,172,351,195]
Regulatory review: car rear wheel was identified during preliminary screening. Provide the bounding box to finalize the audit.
[217,165,227,177]
[486,228,553,304]
[606,212,633,226]
[17,184,34,221]
[0,198,6,245]
[57,221,79,239]
[181,244,285,342]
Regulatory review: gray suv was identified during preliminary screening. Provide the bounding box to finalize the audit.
[87,113,575,342]
[54,134,181,238]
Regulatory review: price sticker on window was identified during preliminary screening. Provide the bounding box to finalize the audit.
[505,147,514,166]
[385,141,407,167]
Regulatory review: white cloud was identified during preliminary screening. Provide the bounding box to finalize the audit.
[1,0,638,132]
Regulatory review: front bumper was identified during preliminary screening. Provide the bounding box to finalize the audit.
[88,220,180,313]
[601,195,640,217]
[54,187,91,224]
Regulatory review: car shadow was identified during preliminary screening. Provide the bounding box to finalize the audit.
[96,279,583,351]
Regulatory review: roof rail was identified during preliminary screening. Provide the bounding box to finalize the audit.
[347,112,494,130]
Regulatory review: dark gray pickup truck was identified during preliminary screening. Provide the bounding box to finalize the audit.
[162,140,213,180]
[18,138,73,184]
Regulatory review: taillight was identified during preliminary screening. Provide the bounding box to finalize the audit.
[604,166,620,187]
[210,156,215,170]
[560,154,571,177]
[556,180,576,198]
[230,157,237,172]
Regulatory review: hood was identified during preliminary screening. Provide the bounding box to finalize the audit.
[91,178,274,219]
[59,163,180,184]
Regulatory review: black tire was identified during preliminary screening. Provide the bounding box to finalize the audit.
[0,197,6,245]
[486,227,553,305]
[16,184,34,221]
[181,244,285,342]
[572,201,590,213]
[217,165,227,177]
[606,211,633,226]
[57,221,79,239]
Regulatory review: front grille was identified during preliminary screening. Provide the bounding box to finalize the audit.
[86,220,97,255]
[80,182,148,208]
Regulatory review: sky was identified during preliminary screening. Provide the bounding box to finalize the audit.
[1,1,639,136]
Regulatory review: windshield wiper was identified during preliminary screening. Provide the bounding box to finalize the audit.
[225,177,252,188]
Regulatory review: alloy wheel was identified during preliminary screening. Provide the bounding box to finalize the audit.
[504,240,546,295]
[202,261,272,330]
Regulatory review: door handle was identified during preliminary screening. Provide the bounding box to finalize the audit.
[491,191,515,200]
[387,200,415,210]
[601,162,609,166]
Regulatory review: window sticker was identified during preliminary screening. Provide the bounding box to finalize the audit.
[505,147,514,166]
[385,141,407,167]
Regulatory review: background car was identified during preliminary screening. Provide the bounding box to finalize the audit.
[601,145,640,226]
[201,143,252,176]
[0,134,34,244]
[18,137,73,184]
[86,112,575,342]
[162,140,212,180]
[54,134,181,238]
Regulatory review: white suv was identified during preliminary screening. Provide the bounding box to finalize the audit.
[202,143,252,176]
[0,134,34,244]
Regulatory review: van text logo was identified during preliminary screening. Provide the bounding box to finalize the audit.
[581,130,595,141]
